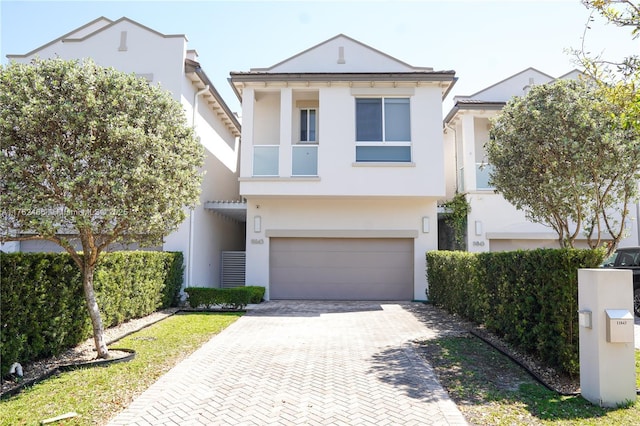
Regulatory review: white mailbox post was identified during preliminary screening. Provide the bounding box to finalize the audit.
[578,269,636,407]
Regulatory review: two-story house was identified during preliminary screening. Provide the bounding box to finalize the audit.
[5,17,245,289]
[443,67,640,252]
[230,35,456,300]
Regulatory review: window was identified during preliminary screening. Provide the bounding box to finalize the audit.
[355,97,411,162]
[300,108,317,143]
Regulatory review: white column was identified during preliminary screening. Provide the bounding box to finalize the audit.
[240,87,255,178]
[578,269,636,407]
[279,88,293,177]
[460,114,476,191]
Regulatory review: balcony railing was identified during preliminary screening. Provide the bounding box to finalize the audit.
[253,145,318,177]
[292,145,318,176]
[476,163,494,189]
[253,145,279,176]
[458,163,494,191]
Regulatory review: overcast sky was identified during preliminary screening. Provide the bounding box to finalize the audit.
[2,0,637,114]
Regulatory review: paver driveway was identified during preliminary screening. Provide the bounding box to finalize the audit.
[108,301,468,425]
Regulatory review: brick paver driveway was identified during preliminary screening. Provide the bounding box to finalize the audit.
[108,301,468,425]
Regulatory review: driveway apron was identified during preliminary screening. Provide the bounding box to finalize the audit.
[108,301,468,425]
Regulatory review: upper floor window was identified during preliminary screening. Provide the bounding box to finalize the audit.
[300,108,317,143]
[355,97,411,162]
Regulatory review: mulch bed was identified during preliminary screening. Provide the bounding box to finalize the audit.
[1,308,178,398]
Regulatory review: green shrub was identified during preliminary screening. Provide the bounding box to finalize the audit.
[244,286,266,304]
[426,248,606,376]
[0,251,183,376]
[184,286,262,310]
[0,253,86,377]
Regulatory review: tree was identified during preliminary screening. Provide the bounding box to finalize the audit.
[486,79,640,254]
[580,0,640,80]
[0,58,204,358]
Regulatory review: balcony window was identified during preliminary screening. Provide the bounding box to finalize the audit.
[300,109,317,142]
[355,97,411,162]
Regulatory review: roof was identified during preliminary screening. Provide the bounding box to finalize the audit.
[6,16,240,138]
[443,100,506,125]
[6,16,186,59]
[185,59,241,137]
[229,34,457,101]
[461,67,555,101]
[254,34,435,73]
[443,67,581,125]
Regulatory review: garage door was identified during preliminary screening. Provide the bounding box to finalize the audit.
[270,238,413,300]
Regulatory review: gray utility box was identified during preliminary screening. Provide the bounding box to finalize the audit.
[605,309,634,343]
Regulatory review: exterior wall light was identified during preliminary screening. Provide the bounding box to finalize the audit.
[475,220,483,236]
[422,216,430,233]
[254,215,262,233]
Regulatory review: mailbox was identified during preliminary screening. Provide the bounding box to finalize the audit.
[605,309,634,343]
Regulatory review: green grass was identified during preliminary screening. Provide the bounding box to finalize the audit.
[419,335,640,425]
[1,312,242,426]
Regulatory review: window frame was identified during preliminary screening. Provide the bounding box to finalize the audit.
[299,108,318,144]
[355,96,411,162]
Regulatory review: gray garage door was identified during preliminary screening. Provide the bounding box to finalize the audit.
[270,238,413,300]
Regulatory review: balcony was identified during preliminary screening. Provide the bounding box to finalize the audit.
[252,145,318,177]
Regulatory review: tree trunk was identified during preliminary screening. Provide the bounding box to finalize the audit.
[82,266,109,359]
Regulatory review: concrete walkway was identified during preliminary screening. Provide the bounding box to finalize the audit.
[108,301,468,425]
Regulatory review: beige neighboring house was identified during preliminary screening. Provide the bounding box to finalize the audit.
[230,34,456,300]
[443,67,640,252]
[4,17,245,289]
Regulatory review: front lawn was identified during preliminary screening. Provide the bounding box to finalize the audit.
[1,312,242,426]
[420,335,640,425]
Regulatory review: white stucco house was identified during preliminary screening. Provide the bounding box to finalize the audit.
[5,17,245,289]
[443,67,640,252]
[9,18,634,300]
[229,34,456,300]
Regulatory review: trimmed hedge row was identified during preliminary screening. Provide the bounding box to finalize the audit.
[184,286,265,310]
[0,251,183,377]
[426,248,606,376]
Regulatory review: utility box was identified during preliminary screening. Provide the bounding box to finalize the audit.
[605,309,634,343]
[578,269,636,408]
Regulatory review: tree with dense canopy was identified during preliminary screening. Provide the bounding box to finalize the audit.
[0,58,204,358]
[486,79,640,254]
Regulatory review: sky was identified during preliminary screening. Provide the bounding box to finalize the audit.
[1,0,638,114]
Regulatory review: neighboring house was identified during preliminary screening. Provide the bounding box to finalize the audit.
[229,34,456,300]
[443,67,640,252]
[5,17,245,289]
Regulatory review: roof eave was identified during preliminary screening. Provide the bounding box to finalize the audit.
[443,101,506,125]
[185,59,241,135]
[229,71,457,83]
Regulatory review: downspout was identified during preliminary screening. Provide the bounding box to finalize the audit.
[186,85,210,290]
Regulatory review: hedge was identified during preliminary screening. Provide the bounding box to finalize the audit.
[184,286,265,310]
[426,248,606,376]
[0,251,183,377]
